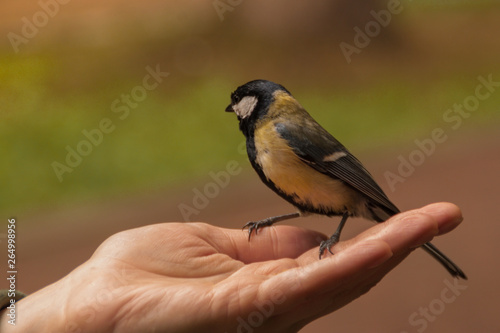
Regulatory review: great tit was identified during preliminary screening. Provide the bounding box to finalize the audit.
[226,79,466,279]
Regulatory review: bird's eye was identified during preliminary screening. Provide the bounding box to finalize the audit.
[231,93,240,104]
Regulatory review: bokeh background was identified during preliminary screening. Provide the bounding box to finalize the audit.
[2,0,500,332]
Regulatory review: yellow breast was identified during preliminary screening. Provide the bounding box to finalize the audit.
[253,120,360,213]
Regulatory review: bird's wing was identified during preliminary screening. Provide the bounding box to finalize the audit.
[274,119,400,215]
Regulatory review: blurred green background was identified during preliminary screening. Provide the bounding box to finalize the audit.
[2,0,500,217]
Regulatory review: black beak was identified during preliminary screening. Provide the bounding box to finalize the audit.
[225,104,234,112]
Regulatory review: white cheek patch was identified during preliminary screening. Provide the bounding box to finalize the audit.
[323,151,347,162]
[232,96,258,119]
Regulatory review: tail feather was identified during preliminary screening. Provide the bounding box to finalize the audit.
[422,242,467,280]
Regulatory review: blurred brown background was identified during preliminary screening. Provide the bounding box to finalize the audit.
[1,0,500,332]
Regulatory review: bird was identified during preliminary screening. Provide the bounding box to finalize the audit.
[225,79,467,279]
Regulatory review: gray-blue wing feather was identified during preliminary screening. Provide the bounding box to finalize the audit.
[275,119,399,216]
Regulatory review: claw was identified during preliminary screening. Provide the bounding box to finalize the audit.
[242,213,301,242]
[318,236,339,259]
[242,221,259,240]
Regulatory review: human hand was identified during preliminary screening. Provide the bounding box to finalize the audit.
[1,202,463,333]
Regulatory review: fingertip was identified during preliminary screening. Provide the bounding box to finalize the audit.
[419,202,464,234]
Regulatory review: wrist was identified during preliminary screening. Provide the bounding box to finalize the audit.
[0,282,67,333]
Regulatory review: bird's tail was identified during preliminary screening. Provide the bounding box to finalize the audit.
[422,242,467,279]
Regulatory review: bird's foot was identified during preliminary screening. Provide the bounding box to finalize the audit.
[242,218,276,240]
[319,233,340,259]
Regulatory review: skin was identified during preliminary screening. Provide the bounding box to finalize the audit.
[0,202,463,333]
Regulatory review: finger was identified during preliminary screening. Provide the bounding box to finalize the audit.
[279,239,393,295]
[331,202,463,255]
[272,249,410,331]
[219,203,463,330]
[213,225,327,263]
[418,202,463,235]
[202,202,462,264]
[253,239,392,323]
[266,202,462,298]
[255,207,452,326]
